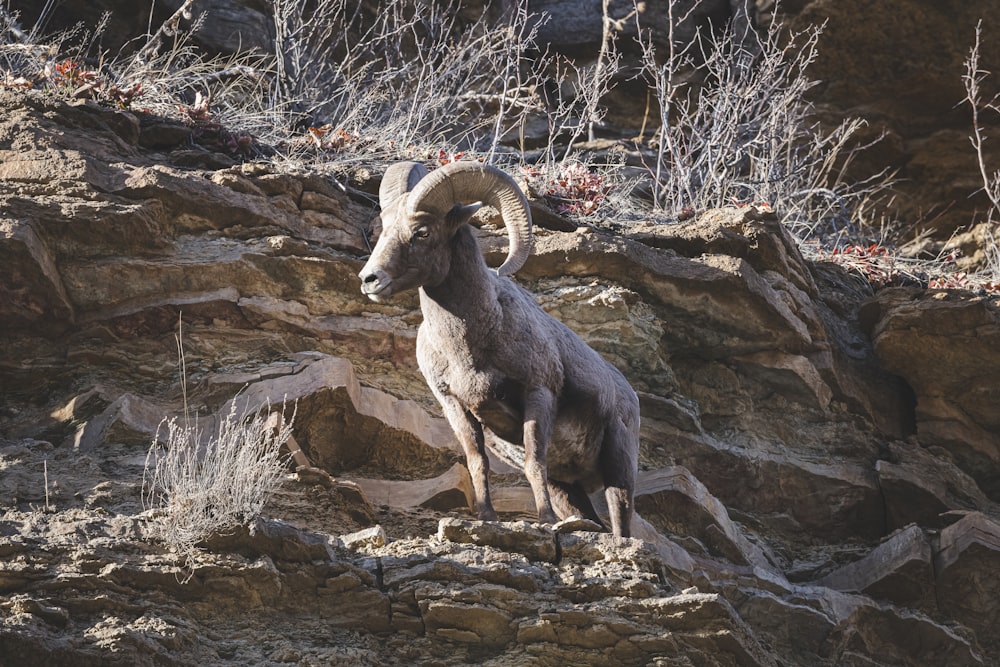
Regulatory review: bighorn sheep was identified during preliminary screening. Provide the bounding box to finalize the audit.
[358,161,639,536]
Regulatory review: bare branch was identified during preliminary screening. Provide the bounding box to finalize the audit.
[963,20,1000,223]
[134,0,196,64]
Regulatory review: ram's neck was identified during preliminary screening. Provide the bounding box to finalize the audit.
[419,225,501,334]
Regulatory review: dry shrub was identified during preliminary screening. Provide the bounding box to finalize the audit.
[819,20,1000,294]
[638,7,891,245]
[142,399,294,576]
[269,0,546,160]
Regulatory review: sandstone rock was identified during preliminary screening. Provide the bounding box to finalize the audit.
[552,516,603,533]
[532,276,676,394]
[213,354,462,479]
[814,524,936,611]
[869,288,1000,498]
[876,439,1000,531]
[421,596,515,647]
[340,525,387,550]
[202,516,337,562]
[830,602,985,667]
[635,466,774,568]
[877,458,953,530]
[785,0,1000,239]
[160,0,274,55]
[438,517,558,563]
[7,596,70,628]
[760,584,986,667]
[616,593,778,666]
[0,219,74,332]
[733,350,834,410]
[69,391,167,451]
[8,0,273,58]
[530,0,756,58]
[646,427,886,544]
[348,463,474,512]
[934,511,1000,646]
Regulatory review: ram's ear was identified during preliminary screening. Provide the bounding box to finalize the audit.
[445,202,483,231]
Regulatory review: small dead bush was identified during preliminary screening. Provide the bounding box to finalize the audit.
[143,396,294,575]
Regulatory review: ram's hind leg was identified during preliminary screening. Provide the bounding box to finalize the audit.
[601,416,638,538]
[547,479,606,530]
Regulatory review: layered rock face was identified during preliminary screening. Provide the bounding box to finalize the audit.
[2,92,1000,665]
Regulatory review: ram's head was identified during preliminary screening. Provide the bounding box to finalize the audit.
[358,161,533,302]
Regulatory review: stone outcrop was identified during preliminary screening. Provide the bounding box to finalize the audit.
[529,0,756,55]
[2,90,1000,664]
[4,0,274,58]
[867,288,1000,497]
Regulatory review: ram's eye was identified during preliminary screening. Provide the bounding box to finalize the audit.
[412,226,430,240]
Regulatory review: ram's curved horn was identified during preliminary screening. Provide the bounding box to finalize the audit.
[379,161,429,210]
[406,161,533,277]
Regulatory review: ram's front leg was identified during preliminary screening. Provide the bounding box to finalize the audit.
[437,394,498,521]
[523,387,557,525]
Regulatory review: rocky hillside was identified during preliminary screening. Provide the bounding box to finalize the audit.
[2,85,1000,665]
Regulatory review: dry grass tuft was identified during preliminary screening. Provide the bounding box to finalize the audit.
[141,321,295,578]
[142,400,294,576]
